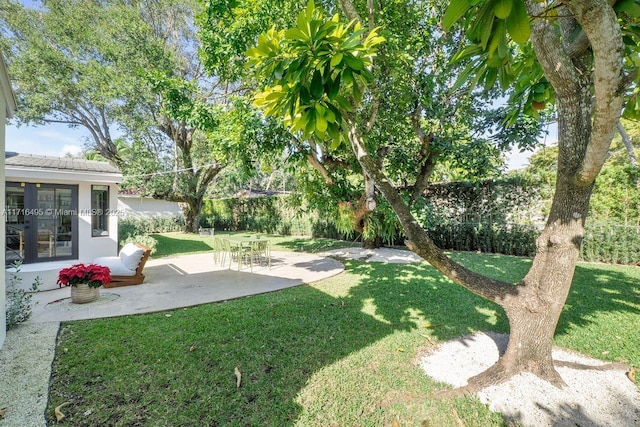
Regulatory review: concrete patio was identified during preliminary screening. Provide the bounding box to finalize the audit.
[27,250,345,323]
[1,250,344,427]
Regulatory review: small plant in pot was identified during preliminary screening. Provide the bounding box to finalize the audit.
[57,264,111,304]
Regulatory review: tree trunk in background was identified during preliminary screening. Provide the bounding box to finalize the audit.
[182,198,203,234]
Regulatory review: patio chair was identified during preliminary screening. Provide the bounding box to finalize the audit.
[212,237,227,266]
[94,242,151,287]
[222,238,243,270]
[249,239,271,271]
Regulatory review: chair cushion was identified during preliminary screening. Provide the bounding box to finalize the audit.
[93,256,136,276]
[119,243,146,271]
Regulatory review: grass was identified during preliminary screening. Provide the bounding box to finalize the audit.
[150,231,355,258]
[45,234,640,426]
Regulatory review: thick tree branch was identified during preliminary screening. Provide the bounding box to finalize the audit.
[367,0,375,32]
[525,1,582,97]
[292,135,335,185]
[346,117,516,303]
[410,151,439,204]
[571,0,625,184]
[409,104,439,204]
[337,0,362,22]
[564,31,590,59]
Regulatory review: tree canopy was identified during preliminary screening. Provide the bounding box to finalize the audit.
[245,0,640,391]
[0,0,261,232]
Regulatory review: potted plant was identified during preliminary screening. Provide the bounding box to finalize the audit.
[57,264,111,304]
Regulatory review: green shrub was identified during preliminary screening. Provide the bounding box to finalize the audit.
[581,223,640,265]
[121,234,158,255]
[6,262,41,329]
[119,216,184,242]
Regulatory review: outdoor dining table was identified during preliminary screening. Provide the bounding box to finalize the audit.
[215,236,271,271]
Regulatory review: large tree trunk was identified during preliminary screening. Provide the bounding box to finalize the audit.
[468,174,594,389]
[182,198,203,233]
[464,43,599,384]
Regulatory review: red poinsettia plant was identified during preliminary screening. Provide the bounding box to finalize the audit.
[57,264,112,288]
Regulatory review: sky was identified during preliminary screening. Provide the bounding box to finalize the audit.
[6,123,86,157]
[6,121,549,171]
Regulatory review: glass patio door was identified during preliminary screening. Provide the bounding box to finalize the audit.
[5,183,78,264]
[5,185,26,265]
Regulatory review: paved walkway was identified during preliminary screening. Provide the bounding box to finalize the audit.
[1,250,344,427]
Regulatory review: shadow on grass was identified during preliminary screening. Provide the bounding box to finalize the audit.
[46,260,509,425]
[554,262,640,364]
[275,237,356,253]
[45,251,639,425]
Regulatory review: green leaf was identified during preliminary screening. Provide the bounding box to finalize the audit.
[469,0,495,43]
[330,52,343,67]
[451,45,483,63]
[353,82,362,103]
[484,66,498,90]
[443,0,471,29]
[264,91,282,101]
[285,27,308,41]
[300,86,311,104]
[451,61,478,91]
[342,67,354,85]
[336,95,354,112]
[479,1,497,49]
[494,0,513,19]
[487,20,505,56]
[310,71,324,100]
[305,0,315,19]
[327,74,341,100]
[329,136,342,150]
[506,0,530,45]
[305,109,316,134]
[344,54,364,71]
[328,122,342,141]
[315,115,328,133]
[615,0,640,17]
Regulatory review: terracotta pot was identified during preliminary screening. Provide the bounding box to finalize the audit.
[70,283,100,304]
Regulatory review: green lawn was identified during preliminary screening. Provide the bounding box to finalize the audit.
[45,233,640,426]
[150,231,356,258]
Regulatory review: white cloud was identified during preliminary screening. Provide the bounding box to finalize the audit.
[60,144,84,157]
[6,124,89,157]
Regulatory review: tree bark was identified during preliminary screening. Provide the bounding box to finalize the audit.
[182,198,203,234]
[343,0,626,388]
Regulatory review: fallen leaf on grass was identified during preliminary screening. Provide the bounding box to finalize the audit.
[627,369,636,383]
[189,345,197,352]
[392,418,400,427]
[234,367,242,388]
[54,401,71,422]
[419,333,434,345]
[0,407,6,419]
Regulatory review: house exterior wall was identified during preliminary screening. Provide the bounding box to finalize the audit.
[4,173,121,291]
[117,196,182,219]
[0,100,7,344]
[1,54,17,347]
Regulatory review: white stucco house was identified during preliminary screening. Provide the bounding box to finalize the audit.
[1,52,17,347]
[4,153,123,292]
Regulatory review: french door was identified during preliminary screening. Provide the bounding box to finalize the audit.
[5,183,78,264]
